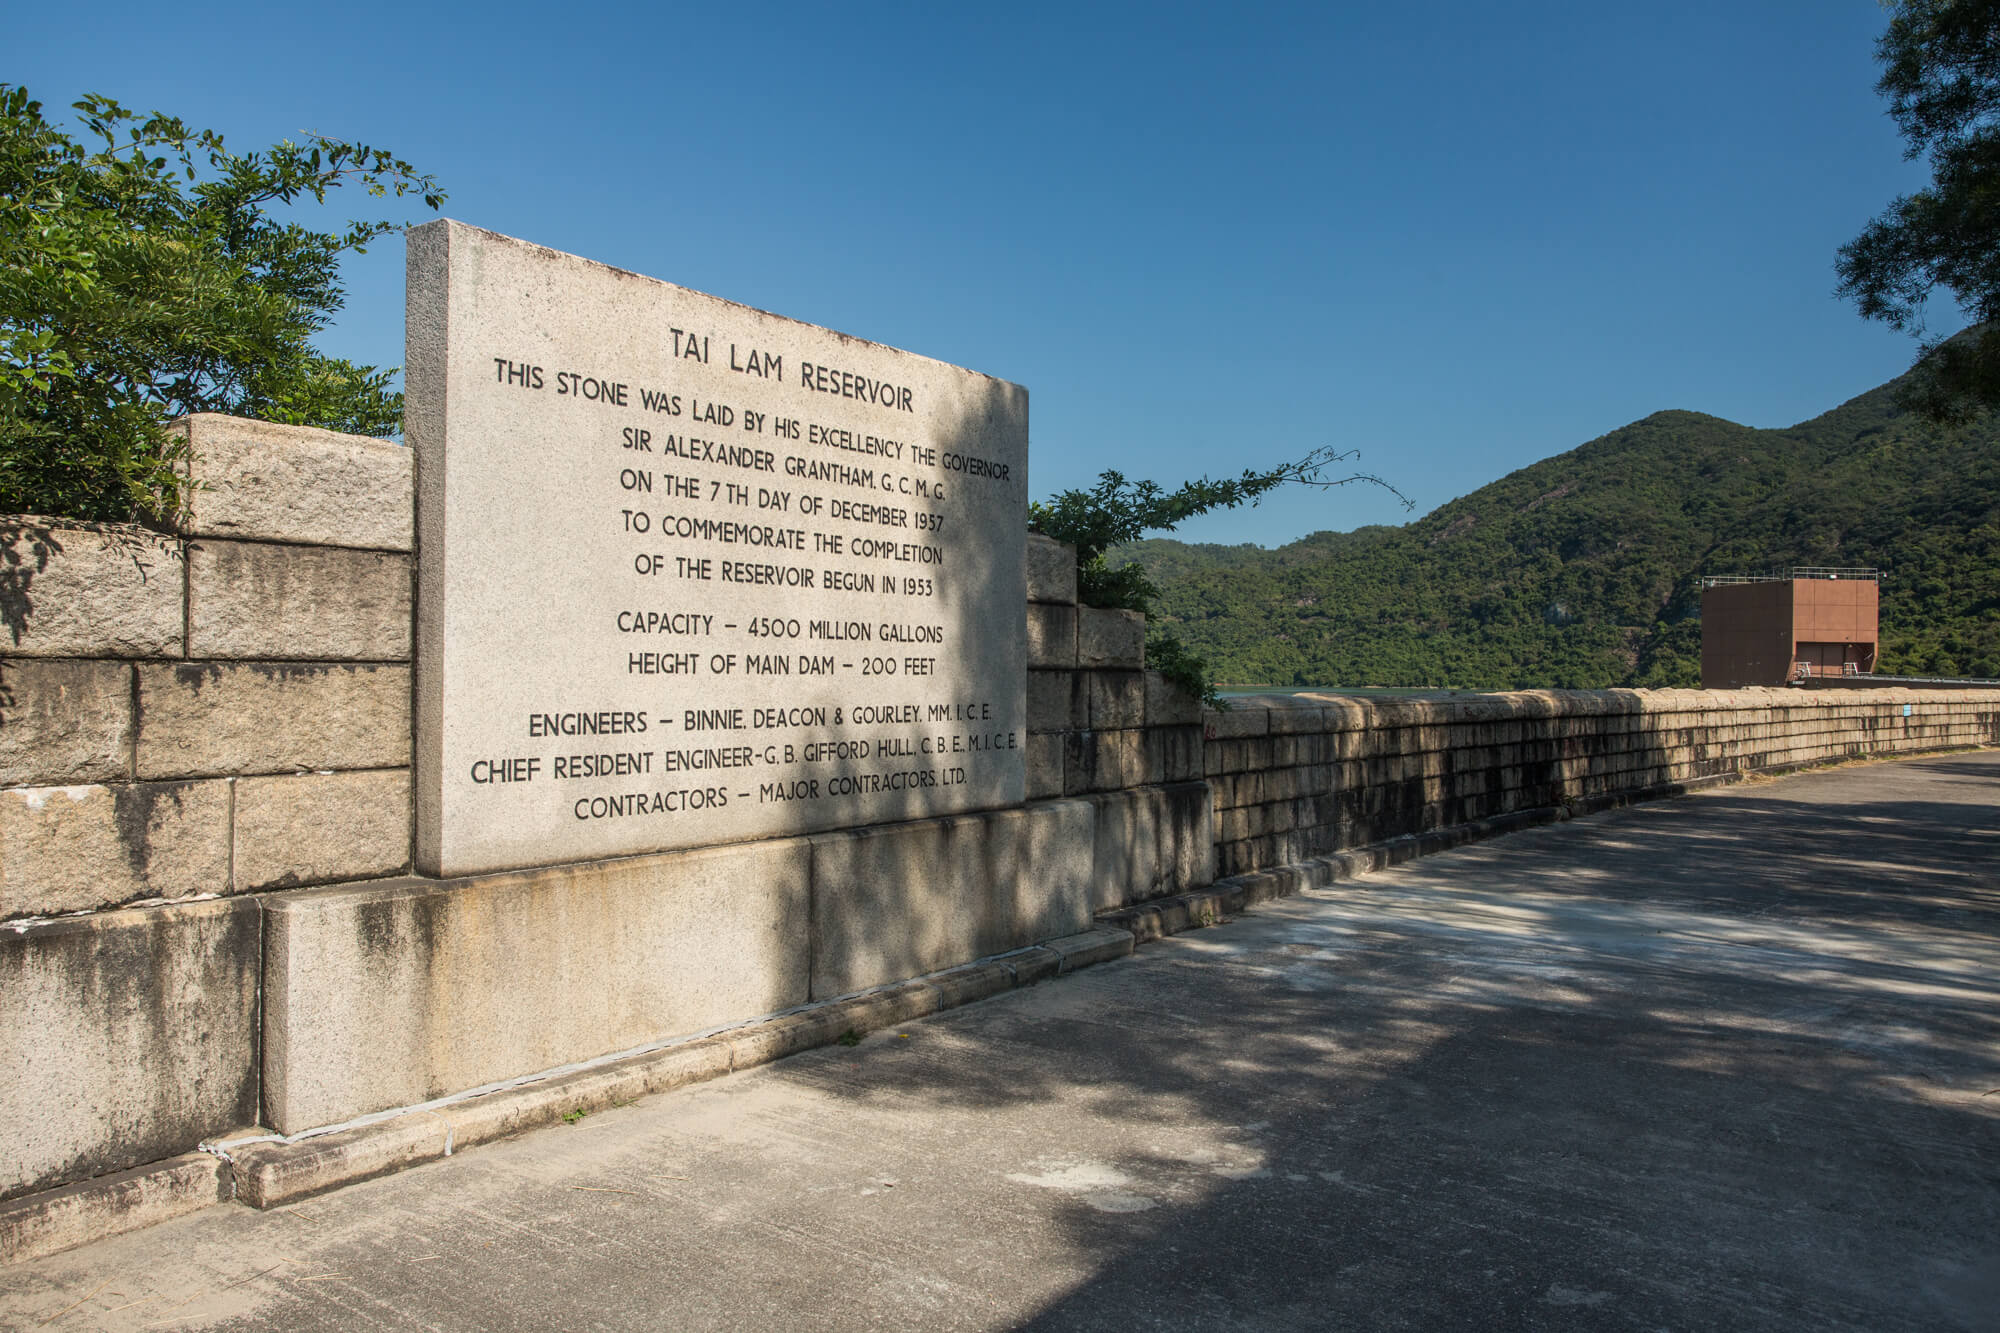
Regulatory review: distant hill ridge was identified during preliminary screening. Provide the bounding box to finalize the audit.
[1112,369,2000,688]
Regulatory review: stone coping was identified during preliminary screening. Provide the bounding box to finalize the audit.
[1208,686,2000,731]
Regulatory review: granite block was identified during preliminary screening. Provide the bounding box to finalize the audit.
[0,900,259,1199]
[232,769,411,890]
[182,414,413,551]
[1024,533,1078,605]
[137,662,410,778]
[1077,606,1144,669]
[0,659,133,786]
[188,540,411,660]
[261,837,811,1130]
[0,522,182,659]
[0,779,231,917]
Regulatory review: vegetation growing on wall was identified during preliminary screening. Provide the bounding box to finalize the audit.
[0,86,443,526]
[1030,448,1409,704]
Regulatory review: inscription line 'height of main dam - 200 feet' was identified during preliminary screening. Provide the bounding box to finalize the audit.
[407,221,1030,877]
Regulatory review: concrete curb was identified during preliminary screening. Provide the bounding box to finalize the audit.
[196,937,1125,1214]
[0,1154,230,1267]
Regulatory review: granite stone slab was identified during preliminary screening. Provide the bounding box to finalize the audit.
[181,414,413,551]
[407,221,1028,875]
[260,836,811,1130]
[0,900,258,1200]
[0,659,133,786]
[0,523,182,659]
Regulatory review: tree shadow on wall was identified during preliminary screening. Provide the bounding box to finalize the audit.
[0,519,62,647]
[0,518,183,648]
[778,373,1039,998]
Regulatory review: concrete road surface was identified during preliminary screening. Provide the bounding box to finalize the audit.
[4,751,1997,1331]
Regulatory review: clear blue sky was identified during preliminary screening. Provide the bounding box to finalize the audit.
[14,1,1942,546]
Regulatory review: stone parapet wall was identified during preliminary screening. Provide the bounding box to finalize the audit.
[1206,688,2000,877]
[1022,532,1216,900]
[0,416,414,922]
[5,413,1997,1235]
[0,435,1215,1209]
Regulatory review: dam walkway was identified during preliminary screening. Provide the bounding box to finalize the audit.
[4,751,1997,1332]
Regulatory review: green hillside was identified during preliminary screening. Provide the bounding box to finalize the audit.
[1112,372,2000,688]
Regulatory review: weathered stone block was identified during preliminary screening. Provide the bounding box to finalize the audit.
[1006,945,1063,986]
[1064,727,1146,794]
[136,662,410,779]
[727,1006,863,1070]
[232,1116,446,1210]
[262,836,811,1131]
[1145,724,1204,784]
[0,522,183,659]
[181,414,414,551]
[0,779,231,917]
[188,540,411,660]
[1088,782,1215,911]
[1027,668,1085,732]
[1204,706,1270,739]
[1027,603,1076,669]
[0,659,132,786]
[449,1038,732,1146]
[1092,788,1162,911]
[233,769,411,891]
[1087,670,1146,729]
[1077,606,1144,669]
[1045,926,1135,973]
[1216,805,1264,844]
[810,801,1093,997]
[0,899,258,1200]
[1145,669,1204,726]
[1024,533,1078,605]
[1268,705,1330,735]
[1026,732,1064,799]
[927,960,1017,1009]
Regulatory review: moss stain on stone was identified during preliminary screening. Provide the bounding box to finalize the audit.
[109,782,190,884]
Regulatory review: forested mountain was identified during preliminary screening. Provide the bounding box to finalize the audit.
[1112,370,2000,688]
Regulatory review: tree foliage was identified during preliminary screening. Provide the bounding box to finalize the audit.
[1116,367,2000,690]
[1837,0,2000,421]
[0,85,444,524]
[1030,447,1409,703]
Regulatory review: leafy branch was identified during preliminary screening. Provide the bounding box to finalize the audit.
[1030,446,1411,704]
[0,85,444,524]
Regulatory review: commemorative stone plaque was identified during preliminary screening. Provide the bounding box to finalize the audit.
[407,222,1028,876]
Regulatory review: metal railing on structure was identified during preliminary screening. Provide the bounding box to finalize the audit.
[1702,567,1881,588]
[1793,661,1867,680]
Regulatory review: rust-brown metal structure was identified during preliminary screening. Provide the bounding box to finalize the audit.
[1700,570,1880,688]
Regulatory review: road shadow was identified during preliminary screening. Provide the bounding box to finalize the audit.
[787,753,2000,1330]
